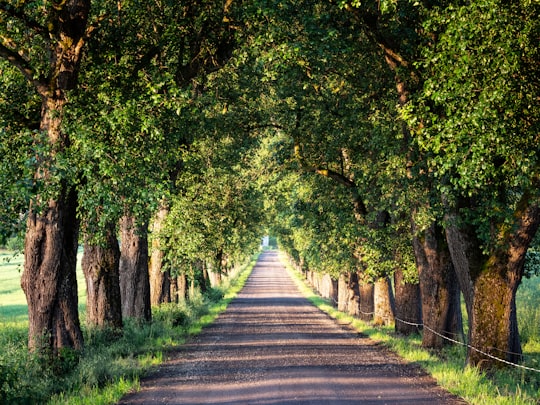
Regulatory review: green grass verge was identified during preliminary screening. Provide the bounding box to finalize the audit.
[282,253,540,405]
[0,252,258,405]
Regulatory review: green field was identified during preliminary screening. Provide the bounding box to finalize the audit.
[0,252,27,322]
[0,250,87,323]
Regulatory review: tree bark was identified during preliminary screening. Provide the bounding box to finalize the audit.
[445,197,540,368]
[337,271,361,317]
[320,273,338,305]
[337,274,348,313]
[358,275,374,322]
[345,271,361,317]
[373,277,394,326]
[175,273,188,302]
[412,221,464,349]
[393,267,422,335]
[119,215,152,322]
[149,205,171,306]
[81,222,122,330]
[22,186,83,355]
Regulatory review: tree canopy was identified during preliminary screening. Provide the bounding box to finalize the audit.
[1,0,539,372]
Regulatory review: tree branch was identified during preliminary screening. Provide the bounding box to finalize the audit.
[84,13,107,40]
[315,168,356,188]
[0,43,47,95]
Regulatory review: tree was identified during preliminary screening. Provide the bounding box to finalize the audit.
[81,221,122,329]
[119,215,152,321]
[409,0,540,367]
[0,0,92,356]
[245,0,421,328]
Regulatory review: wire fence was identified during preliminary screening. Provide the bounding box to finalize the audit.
[297,260,540,373]
[393,317,540,373]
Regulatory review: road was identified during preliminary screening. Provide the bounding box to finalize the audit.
[118,250,465,404]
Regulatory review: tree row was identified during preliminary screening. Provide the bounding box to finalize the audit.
[0,0,538,374]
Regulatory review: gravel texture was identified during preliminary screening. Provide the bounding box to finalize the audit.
[117,250,466,404]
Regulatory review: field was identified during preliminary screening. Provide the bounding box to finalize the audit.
[0,249,87,323]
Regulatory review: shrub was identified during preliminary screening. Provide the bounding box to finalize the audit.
[5,235,24,252]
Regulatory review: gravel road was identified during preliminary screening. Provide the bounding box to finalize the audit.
[117,250,465,404]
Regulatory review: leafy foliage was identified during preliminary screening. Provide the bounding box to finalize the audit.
[408,0,540,246]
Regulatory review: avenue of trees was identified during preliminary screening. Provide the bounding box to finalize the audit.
[0,0,538,374]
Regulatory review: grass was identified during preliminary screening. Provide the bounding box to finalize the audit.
[0,251,29,323]
[282,252,540,405]
[3,249,539,403]
[0,249,257,404]
[0,249,88,323]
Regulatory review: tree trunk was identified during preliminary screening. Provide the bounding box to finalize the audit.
[394,267,422,335]
[82,222,122,329]
[412,221,464,349]
[119,215,151,322]
[337,271,361,316]
[194,261,210,295]
[149,205,171,306]
[320,273,338,305]
[445,198,540,368]
[373,277,394,326]
[345,271,361,317]
[337,274,348,312]
[22,186,83,355]
[176,273,188,302]
[358,275,374,322]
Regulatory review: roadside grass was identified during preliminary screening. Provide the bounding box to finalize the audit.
[0,250,257,405]
[283,254,540,405]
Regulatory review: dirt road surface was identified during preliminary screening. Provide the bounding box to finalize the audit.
[118,250,465,404]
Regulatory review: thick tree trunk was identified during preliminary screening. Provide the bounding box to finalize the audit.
[150,267,171,306]
[81,222,122,329]
[373,277,394,326]
[445,199,540,368]
[320,273,338,305]
[22,186,83,355]
[119,215,151,322]
[412,221,464,349]
[394,267,422,335]
[346,271,361,317]
[337,271,361,316]
[149,205,171,306]
[358,275,374,322]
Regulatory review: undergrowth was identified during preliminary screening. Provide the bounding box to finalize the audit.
[0,254,257,405]
[283,254,540,405]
